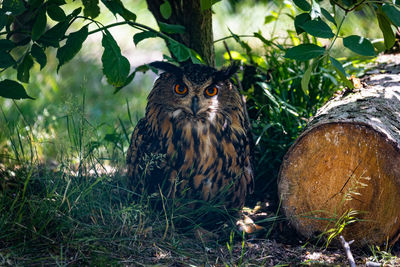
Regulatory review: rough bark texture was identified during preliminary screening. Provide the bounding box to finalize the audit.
[278,55,400,247]
[146,0,215,66]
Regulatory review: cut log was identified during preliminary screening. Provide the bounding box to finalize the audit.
[278,55,400,247]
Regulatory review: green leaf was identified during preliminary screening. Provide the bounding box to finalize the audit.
[377,11,396,50]
[294,13,311,34]
[38,20,70,47]
[254,32,273,46]
[101,30,130,87]
[31,44,47,70]
[160,1,172,19]
[0,39,16,51]
[329,57,353,89]
[2,0,26,15]
[47,5,67,21]
[0,11,8,31]
[321,7,336,26]
[0,79,34,100]
[82,0,100,19]
[343,35,376,56]
[70,7,82,17]
[56,26,88,71]
[133,31,158,46]
[293,0,311,11]
[301,65,312,95]
[382,4,400,27]
[158,22,186,34]
[200,0,221,11]
[101,0,136,21]
[300,19,334,38]
[264,15,277,24]
[168,40,190,62]
[0,52,15,68]
[31,8,47,41]
[284,44,325,61]
[17,54,34,83]
[114,71,136,94]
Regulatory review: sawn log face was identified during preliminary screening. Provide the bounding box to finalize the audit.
[278,57,400,246]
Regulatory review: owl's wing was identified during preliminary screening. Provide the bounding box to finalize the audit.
[126,118,147,179]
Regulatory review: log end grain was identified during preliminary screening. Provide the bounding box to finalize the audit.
[278,122,400,246]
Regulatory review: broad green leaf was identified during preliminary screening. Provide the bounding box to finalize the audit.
[321,8,336,26]
[382,4,400,27]
[189,49,203,64]
[168,40,190,62]
[31,44,47,69]
[82,0,100,18]
[57,26,88,71]
[0,11,8,31]
[0,39,16,51]
[160,1,172,19]
[284,44,325,61]
[3,0,26,15]
[70,7,82,17]
[101,30,130,87]
[0,52,15,68]
[264,15,277,24]
[133,31,158,46]
[17,54,34,83]
[377,11,396,50]
[343,35,376,56]
[301,19,334,38]
[329,56,353,89]
[0,79,34,99]
[159,22,185,34]
[293,0,311,11]
[294,13,311,34]
[301,65,312,95]
[32,8,47,41]
[200,0,221,10]
[47,5,67,21]
[38,20,70,47]
[114,71,136,94]
[101,0,136,21]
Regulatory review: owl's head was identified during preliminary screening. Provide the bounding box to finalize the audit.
[147,62,241,123]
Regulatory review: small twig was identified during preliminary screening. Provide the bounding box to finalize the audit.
[339,235,356,267]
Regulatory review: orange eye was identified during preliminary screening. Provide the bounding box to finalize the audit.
[205,86,218,97]
[174,84,188,95]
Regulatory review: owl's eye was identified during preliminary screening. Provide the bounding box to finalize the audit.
[204,86,218,97]
[174,84,188,95]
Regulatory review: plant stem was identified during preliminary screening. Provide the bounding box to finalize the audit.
[327,14,347,53]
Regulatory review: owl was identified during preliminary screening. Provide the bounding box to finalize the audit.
[126,62,254,209]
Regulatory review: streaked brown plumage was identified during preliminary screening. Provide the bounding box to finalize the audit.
[127,62,253,208]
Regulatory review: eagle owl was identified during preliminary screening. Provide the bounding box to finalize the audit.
[127,62,253,208]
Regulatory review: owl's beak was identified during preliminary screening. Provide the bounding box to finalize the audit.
[191,96,199,115]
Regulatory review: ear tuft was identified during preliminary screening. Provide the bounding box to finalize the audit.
[149,61,183,77]
[213,63,239,82]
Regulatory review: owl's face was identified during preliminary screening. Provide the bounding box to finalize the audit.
[147,63,241,124]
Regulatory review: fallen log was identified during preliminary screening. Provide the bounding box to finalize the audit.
[278,55,400,247]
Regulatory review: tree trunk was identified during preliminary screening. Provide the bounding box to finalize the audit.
[278,55,400,247]
[146,0,215,67]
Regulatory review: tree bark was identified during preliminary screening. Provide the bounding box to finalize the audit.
[278,55,400,247]
[146,0,215,67]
